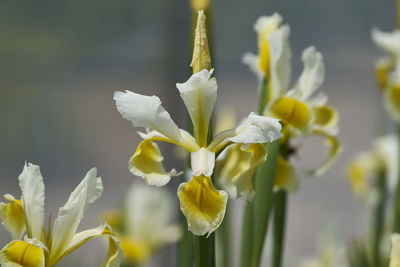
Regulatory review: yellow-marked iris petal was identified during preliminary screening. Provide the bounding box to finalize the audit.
[190,11,211,74]
[129,139,181,186]
[274,156,299,192]
[0,195,26,239]
[0,240,47,267]
[384,84,400,121]
[120,237,150,264]
[313,105,338,131]
[347,159,370,200]
[177,175,228,236]
[216,143,267,200]
[390,234,400,267]
[308,129,342,176]
[268,96,313,133]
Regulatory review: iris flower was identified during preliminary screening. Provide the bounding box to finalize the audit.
[372,28,400,121]
[244,13,341,191]
[0,163,121,267]
[103,183,181,265]
[347,135,398,204]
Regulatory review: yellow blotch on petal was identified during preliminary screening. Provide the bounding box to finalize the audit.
[258,23,279,79]
[375,60,393,90]
[0,194,26,239]
[268,96,313,132]
[129,139,180,187]
[0,240,46,267]
[384,84,400,121]
[347,160,368,199]
[274,156,299,192]
[177,175,228,236]
[313,105,338,129]
[120,237,150,264]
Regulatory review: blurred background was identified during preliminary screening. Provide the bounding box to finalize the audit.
[0,0,398,266]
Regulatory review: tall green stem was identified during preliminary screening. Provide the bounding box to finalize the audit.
[393,126,400,233]
[240,203,254,267]
[397,0,400,29]
[272,190,287,267]
[195,234,216,267]
[371,172,386,267]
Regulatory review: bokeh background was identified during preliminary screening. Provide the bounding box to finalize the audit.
[0,0,398,266]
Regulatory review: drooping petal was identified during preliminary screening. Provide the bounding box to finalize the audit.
[312,105,339,135]
[216,143,267,200]
[191,148,215,177]
[372,28,400,57]
[389,234,400,267]
[268,25,291,101]
[267,97,313,133]
[384,83,400,122]
[176,69,217,147]
[50,168,103,264]
[129,138,182,186]
[226,113,282,145]
[114,90,182,142]
[0,239,48,267]
[177,175,228,236]
[307,129,342,176]
[18,162,45,240]
[274,156,299,192]
[0,194,26,240]
[191,10,211,73]
[52,224,121,267]
[291,46,325,100]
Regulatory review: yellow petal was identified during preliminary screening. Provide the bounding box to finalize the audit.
[384,83,400,121]
[0,194,26,239]
[191,10,211,73]
[312,105,338,131]
[267,96,313,133]
[347,159,370,200]
[0,240,47,267]
[216,143,267,199]
[177,175,228,236]
[120,237,150,264]
[130,139,181,186]
[308,129,342,176]
[274,156,299,192]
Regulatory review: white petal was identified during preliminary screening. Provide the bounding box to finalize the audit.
[254,13,282,34]
[191,148,215,177]
[242,52,263,78]
[390,234,400,267]
[176,69,217,146]
[293,46,325,100]
[50,168,103,264]
[228,113,282,144]
[373,135,398,192]
[268,25,291,100]
[114,91,182,142]
[18,162,45,240]
[372,28,400,56]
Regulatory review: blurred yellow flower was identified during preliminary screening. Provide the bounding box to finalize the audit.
[0,163,121,267]
[348,135,398,204]
[104,184,181,265]
[372,28,400,121]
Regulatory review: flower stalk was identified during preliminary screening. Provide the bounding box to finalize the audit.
[393,125,400,233]
[371,171,386,267]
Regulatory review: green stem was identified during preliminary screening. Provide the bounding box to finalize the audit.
[240,203,254,267]
[218,205,231,267]
[393,125,400,233]
[371,171,386,267]
[397,0,400,29]
[251,140,280,267]
[272,190,287,267]
[195,234,216,267]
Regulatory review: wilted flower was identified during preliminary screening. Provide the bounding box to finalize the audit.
[103,183,181,265]
[372,28,400,121]
[0,163,121,267]
[348,135,398,204]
